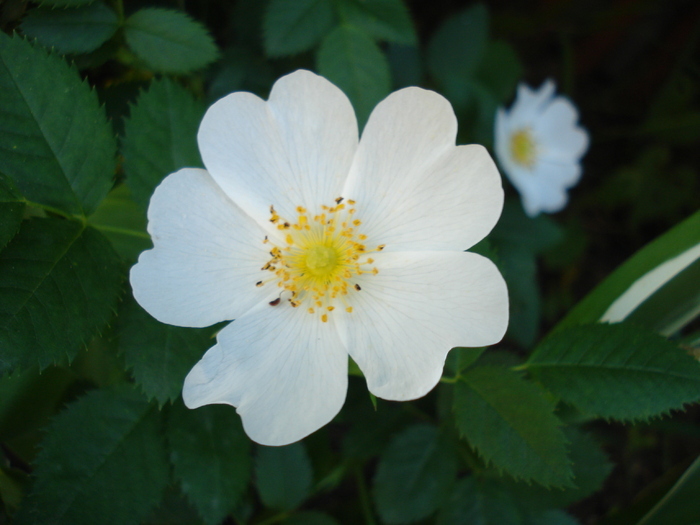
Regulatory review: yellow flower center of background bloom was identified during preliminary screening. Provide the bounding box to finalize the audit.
[257,199,383,322]
[509,128,537,168]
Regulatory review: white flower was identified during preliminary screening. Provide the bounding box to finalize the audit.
[494,79,589,217]
[130,70,509,446]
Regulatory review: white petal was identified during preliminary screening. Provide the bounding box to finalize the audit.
[183,303,348,446]
[535,98,589,161]
[344,87,503,251]
[338,251,508,401]
[130,168,272,327]
[509,79,556,125]
[198,70,358,227]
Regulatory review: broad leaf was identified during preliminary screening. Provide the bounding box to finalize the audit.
[263,0,335,57]
[526,323,700,421]
[22,2,119,55]
[255,442,313,510]
[88,184,152,262]
[0,218,122,376]
[15,386,169,525]
[557,210,700,330]
[437,477,522,525]
[0,33,116,217]
[118,297,214,405]
[167,402,251,525]
[336,0,417,45]
[453,366,571,486]
[124,8,218,74]
[0,174,24,251]
[122,78,205,209]
[317,24,391,129]
[38,0,95,7]
[373,424,457,524]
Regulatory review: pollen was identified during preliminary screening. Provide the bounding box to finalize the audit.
[256,199,383,321]
[509,127,538,168]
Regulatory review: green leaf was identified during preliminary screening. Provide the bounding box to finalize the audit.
[453,365,571,486]
[255,442,313,510]
[0,218,122,376]
[88,183,152,262]
[118,297,214,405]
[635,454,700,525]
[21,2,119,55]
[167,402,251,525]
[0,174,25,251]
[526,323,700,421]
[475,40,522,103]
[124,8,218,74]
[15,386,169,525]
[0,33,116,217]
[373,424,457,524]
[557,210,700,330]
[437,477,522,525]
[285,511,341,525]
[122,78,205,209]
[336,0,417,45]
[317,24,391,129]
[263,0,335,57]
[427,3,489,106]
[38,0,96,7]
[525,510,580,525]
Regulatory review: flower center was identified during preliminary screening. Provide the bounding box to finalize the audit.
[509,128,537,168]
[257,199,383,322]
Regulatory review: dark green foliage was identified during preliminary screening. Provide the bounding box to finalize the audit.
[373,424,458,523]
[118,297,215,405]
[0,218,122,376]
[285,511,341,525]
[527,323,700,421]
[15,386,169,525]
[255,442,313,510]
[124,8,218,74]
[336,0,416,45]
[437,477,522,525]
[453,366,572,487]
[167,402,251,525]
[122,78,205,209]
[263,0,335,57]
[0,33,116,217]
[0,174,25,251]
[317,25,391,128]
[21,2,119,55]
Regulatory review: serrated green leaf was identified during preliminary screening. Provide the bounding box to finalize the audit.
[373,424,457,524]
[526,323,700,421]
[336,0,417,45]
[317,25,390,129]
[0,174,25,251]
[38,0,95,7]
[558,210,700,330]
[15,386,169,525]
[207,47,275,102]
[88,183,152,262]
[427,3,489,107]
[122,78,205,209]
[0,218,122,377]
[263,0,335,57]
[22,2,119,55]
[118,296,213,405]
[255,442,313,511]
[124,8,218,74]
[0,33,116,217]
[143,486,204,525]
[167,402,251,525]
[454,366,571,486]
[437,477,521,525]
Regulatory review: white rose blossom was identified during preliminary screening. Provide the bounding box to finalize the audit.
[494,79,589,217]
[130,70,509,446]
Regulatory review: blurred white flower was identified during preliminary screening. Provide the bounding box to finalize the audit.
[495,79,589,217]
[130,70,508,446]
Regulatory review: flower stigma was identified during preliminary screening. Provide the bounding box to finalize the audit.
[509,128,538,168]
[257,199,384,321]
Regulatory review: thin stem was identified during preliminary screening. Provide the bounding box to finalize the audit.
[354,466,376,525]
[90,224,150,239]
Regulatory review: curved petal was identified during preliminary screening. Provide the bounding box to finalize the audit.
[511,161,580,217]
[198,70,359,227]
[338,251,508,401]
[535,98,589,161]
[344,87,503,252]
[130,168,273,327]
[509,79,556,125]
[183,303,348,446]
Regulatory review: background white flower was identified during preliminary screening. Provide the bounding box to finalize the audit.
[494,79,589,217]
[130,70,509,446]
